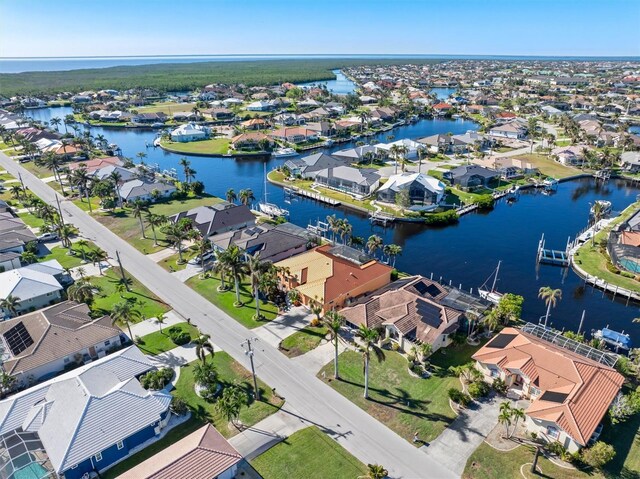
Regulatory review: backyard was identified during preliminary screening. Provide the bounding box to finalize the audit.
[317,342,482,443]
[250,426,367,479]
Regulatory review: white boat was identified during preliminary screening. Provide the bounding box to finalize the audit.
[478,261,504,305]
[258,164,289,217]
[272,147,298,158]
[590,200,612,217]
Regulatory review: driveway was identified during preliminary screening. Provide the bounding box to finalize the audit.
[128,310,186,337]
[253,306,313,348]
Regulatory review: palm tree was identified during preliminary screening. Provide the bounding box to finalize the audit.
[194,334,215,364]
[67,281,94,305]
[136,152,147,164]
[50,117,62,132]
[509,407,525,438]
[58,224,76,253]
[111,301,141,340]
[20,250,38,264]
[247,254,268,319]
[0,295,21,317]
[193,361,218,388]
[498,406,512,438]
[219,245,248,306]
[215,385,246,429]
[213,249,230,291]
[88,248,108,275]
[70,166,94,213]
[323,310,344,379]
[162,221,191,263]
[356,325,385,399]
[192,237,212,272]
[361,463,388,479]
[76,239,89,262]
[367,235,383,257]
[226,188,237,204]
[238,188,255,206]
[131,200,149,239]
[38,151,66,194]
[179,157,191,183]
[109,170,123,207]
[146,212,166,246]
[154,313,167,334]
[538,286,562,327]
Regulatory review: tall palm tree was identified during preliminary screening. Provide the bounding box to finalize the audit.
[70,166,94,213]
[154,313,167,334]
[356,325,385,399]
[58,224,76,253]
[109,170,123,207]
[111,301,141,340]
[226,188,237,204]
[498,405,512,438]
[509,407,525,438]
[385,244,402,267]
[219,245,248,306]
[146,212,166,246]
[88,248,108,275]
[0,295,21,317]
[179,157,191,183]
[323,310,344,379]
[194,334,215,364]
[367,235,383,257]
[75,239,89,262]
[538,286,562,327]
[247,254,268,319]
[136,152,147,164]
[213,249,230,291]
[50,117,62,132]
[162,222,190,263]
[131,200,149,239]
[192,237,212,271]
[238,188,255,207]
[38,151,66,194]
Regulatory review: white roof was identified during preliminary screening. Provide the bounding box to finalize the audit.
[377,172,445,195]
[375,138,422,151]
[0,346,170,473]
[171,122,208,136]
[0,260,64,301]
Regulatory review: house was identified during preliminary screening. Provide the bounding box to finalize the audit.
[170,203,255,239]
[67,156,123,173]
[0,301,123,385]
[246,100,273,111]
[240,118,268,130]
[340,276,462,352]
[306,121,335,137]
[118,179,176,203]
[472,327,624,453]
[211,222,309,263]
[284,153,346,179]
[377,172,445,207]
[374,138,422,160]
[553,146,588,166]
[621,151,640,172]
[119,424,243,479]
[0,346,172,479]
[132,112,167,124]
[443,164,499,188]
[230,132,272,150]
[89,164,137,183]
[489,121,528,140]
[0,260,69,319]
[0,212,37,255]
[204,107,234,120]
[418,134,452,153]
[170,123,210,142]
[275,244,393,312]
[314,166,381,197]
[0,251,21,272]
[433,102,453,115]
[270,127,318,144]
[332,145,378,163]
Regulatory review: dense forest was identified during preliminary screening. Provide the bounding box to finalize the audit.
[0,58,442,96]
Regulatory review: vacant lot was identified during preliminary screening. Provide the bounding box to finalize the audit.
[160,138,231,156]
[513,153,581,179]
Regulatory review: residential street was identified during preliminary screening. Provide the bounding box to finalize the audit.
[0,151,457,478]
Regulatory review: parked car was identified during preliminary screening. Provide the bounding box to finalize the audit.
[188,251,214,265]
[37,232,58,242]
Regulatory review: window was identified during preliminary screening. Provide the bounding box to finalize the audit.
[104,340,111,346]
[116,441,124,450]
[94,452,102,462]
[490,368,499,378]
[63,357,70,364]
[546,426,559,439]
[530,386,541,397]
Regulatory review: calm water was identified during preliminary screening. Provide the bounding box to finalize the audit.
[630,126,640,135]
[430,88,457,101]
[297,69,357,95]
[24,107,640,343]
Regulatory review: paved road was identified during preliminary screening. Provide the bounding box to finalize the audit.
[0,152,457,479]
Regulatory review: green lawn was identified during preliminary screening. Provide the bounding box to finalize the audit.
[463,442,605,479]
[513,153,581,179]
[136,322,200,355]
[39,242,100,269]
[279,326,328,358]
[89,268,170,320]
[21,161,54,178]
[72,195,102,213]
[318,342,482,443]
[135,101,197,114]
[186,273,279,328]
[94,194,223,253]
[17,211,45,229]
[160,138,231,155]
[172,352,284,438]
[251,426,367,479]
[599,398,640,478]
[158,250,196,272]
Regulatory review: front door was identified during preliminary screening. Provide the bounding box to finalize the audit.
[89,346,97,359]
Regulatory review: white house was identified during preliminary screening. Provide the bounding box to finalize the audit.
[374,138,423,160]
[170,122,210,142]
[118,179,176,203]
[489,121,528,140]
[377,172,445,208]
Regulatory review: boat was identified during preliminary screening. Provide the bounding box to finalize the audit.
[590,200,612,217]
[258,164,289,218]
[478,261,504,305]
[151,122,165,128]
[272,147,297,158]
[593,327,632,351]
[543,177,558,188]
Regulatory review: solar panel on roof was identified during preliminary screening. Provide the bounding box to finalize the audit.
[413,281,441,298]
[3,322,33,356]
[486,333,517,349]
[540,391,569,403]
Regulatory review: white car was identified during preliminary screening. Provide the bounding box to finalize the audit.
[188,251,214,265]
[37,232,58,242]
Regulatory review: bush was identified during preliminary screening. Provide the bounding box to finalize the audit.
[620,271,635,278]
[170,396,188,416]
[200,383,220,403]
[546,441,566,456]
[468,381,491,399]
[310,317,321,327]
[606,261,620,274]
[140,368,174,390]
[424,209,459,225]
[167,326,191,346]
[581,441,615,469]
[492,377,508,395]
[448,388,472,407]
[390,268,399,281]
[474,194,495,210]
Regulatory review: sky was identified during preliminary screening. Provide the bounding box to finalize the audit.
[1,0,639,58]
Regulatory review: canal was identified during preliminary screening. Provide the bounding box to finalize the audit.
[24,107,640,343]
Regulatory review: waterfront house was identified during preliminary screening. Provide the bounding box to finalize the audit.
[246,100,273,111]
[332,145,378,163]
[67,156,123,173]
[377,172,445,207]
[211,223,309,263]
[89,164,137,183]
[275,244,393,312]
[284,152,346,179]
[375,138,423,159]
[0,300,122,385]
[170,202,256,239]
[0,346,172,479]
[621,151,640,172]
[118,179,176,203]
[119,424,243,479]
[443,164,499,188]
[170,123,210,142]
[489,121,528,140]
[230,132,272,150]
[240,118,268,130]
[552,145,588,166]
[0,212,37,256]
[314,166,381,198]
[204,107,234,120]
[132,112,167,124]
[340,275,462,352]
[418,133,452,153]
[0,260,69,319]
[306,121,335,137]
[270,127,319,144]
[432,102,453,115]
[472,327,624,453]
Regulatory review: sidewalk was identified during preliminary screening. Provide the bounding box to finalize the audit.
[128,310,185,337]
[253,306,313,348]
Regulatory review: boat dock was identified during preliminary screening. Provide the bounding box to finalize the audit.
[537,234,570,266]
[289,186,341,206]
[369,211,395,226]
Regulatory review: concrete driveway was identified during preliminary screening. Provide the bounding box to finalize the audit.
[253,306,313,348]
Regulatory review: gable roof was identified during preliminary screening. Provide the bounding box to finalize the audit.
[472,327,624,446]
[0,212,37,252]
[170,203,255,238]
[0,260,64,302]
[118,424,242,479]
[377,172,445,195]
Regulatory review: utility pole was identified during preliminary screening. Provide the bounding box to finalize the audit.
[17,172,25,191]
[115,250,126,282]
[242,338,260,401]
[55,193,65,228]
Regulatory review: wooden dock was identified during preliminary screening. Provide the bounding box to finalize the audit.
[289,187,341,206]
[369,211,395,226]
[537,234,570,266]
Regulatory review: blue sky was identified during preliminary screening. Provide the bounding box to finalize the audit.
[1,0,638,57]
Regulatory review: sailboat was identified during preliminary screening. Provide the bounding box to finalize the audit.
[478,261,504,305]
[258,163,289,218]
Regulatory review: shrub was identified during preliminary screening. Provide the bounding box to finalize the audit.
[448,388,472,407]
[424,209,459,225]
[492,377,508,395]
[581,441,615,469]
[474,194,495,210]
[620,271,635,278]
[140,368,174,390]
[200,383,220,403]
[391,342,400,351]
[468,381,491,399]
[310,317,321,327]
[546,441,566,456]
[167,326,191,346]
[391,269,399,281]
[170,396,188,416]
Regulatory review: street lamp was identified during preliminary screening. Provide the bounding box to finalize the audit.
[242,338,260,401]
